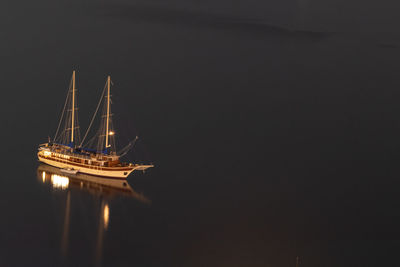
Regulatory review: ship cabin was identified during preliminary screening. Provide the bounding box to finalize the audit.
[40,142,128,168]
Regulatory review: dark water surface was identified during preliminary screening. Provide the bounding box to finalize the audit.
[1,0,400,266]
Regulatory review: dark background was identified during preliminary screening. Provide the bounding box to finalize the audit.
[1,0,400,266]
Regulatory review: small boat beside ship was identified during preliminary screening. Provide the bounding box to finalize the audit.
[37,71,153,178]
[60,168,79,175]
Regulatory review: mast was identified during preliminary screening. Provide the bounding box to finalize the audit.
[71,71,76,143]
[105,76,110,148]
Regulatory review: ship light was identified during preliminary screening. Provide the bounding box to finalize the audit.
[50,174,69,190]
[109,131,115,136]
[103,204,110,229]
[44,151,51,157]
[42,172,46,182]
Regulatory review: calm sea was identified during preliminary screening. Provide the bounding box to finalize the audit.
[1,0,400,266]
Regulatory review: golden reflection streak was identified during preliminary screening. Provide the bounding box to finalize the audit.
[61,191,71,259]
[103,204,109,230]
[37,164,151,266]
[51,174,69,190]
[95,199,108,266]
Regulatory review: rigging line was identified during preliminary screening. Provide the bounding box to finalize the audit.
[80,82,107,147]
[118,136,139,157]
[54,78,73,141]
[83,133,97,149]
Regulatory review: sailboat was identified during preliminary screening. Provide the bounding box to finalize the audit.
[37,71,154,178]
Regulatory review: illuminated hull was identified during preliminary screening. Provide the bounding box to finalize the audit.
[38,151,136,179]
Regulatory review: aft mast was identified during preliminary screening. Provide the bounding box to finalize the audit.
[71,70,76,144]
[105,76,110,149]
[81,75,114,154]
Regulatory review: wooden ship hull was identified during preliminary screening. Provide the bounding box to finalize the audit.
[38,151,132,178]
[38,149,153,178]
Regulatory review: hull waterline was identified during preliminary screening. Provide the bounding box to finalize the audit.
[38,152,134,179]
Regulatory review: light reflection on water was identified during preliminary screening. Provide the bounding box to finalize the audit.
[36,164,150,266]
[103,203,110,230]
[50,174,70,189]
